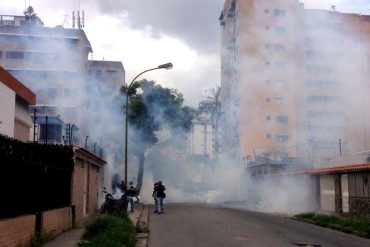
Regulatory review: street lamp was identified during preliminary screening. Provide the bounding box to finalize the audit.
[124,62,173,188]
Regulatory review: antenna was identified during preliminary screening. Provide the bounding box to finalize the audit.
[72,10,85,29]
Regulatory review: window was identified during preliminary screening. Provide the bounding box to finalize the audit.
[266,134,272,139]
[265,44,270,49]
[96,70,102,78]
[274,9,286,17]
[265,26,270,31]
[307,111,346,120]
[264,9,269,14]
[48,88,57,98]
[275,61,287,70]
[307,96,344,104]
[274,26,287,34]
[273,44,286,52]
[265,61,271,68]
[306,80,339,88]
[306,65,334,74]
[6,51,24,59]
[106,70,117,79]
[275,97,287,105]
[64,88,76,97]
[266,115,271,121]
[275,79,287,87]
[276,133,289,142]
[266,97,271,102]
[276,115,288,124]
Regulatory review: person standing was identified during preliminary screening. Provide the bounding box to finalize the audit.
[152,182,158,212]
[155,181,166,214]
[127,181,136,212]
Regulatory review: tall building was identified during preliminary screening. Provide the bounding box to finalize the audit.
[189,111,215,158]
[220,0,370,167]
[0,8,92,131]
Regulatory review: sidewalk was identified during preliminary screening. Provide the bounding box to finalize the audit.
[43,204,145,247]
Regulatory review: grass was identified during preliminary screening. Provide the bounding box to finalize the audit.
[79,214,136,247]
[295,212,370,238]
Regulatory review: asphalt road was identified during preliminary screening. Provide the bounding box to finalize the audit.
[148,204,370,247]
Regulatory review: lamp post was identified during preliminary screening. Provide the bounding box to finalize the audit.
[124,62,173,188]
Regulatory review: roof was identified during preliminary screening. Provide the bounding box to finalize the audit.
[0,66,36,104]
[309,163,370,174]
[74,147,107,166]
[0,25,93,53]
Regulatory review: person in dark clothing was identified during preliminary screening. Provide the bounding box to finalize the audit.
[154,181,166,214]
[152,182,158,212]
[127,181,136,212]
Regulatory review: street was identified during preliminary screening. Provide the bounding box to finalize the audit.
[148,204,370,247]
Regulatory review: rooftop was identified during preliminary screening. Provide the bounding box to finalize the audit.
[309,163,370,174]
[0,66,36,104]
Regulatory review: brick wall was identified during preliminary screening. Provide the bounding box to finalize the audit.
[89,164,100,214]
[42,207,71,235]
[0,215,35,247]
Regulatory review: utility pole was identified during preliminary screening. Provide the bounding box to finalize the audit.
[339,138,342,157]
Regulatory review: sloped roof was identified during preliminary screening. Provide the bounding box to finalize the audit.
[0,66,36,104]
[309,163,370,174]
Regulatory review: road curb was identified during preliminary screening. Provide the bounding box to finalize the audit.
[135,205,149,247]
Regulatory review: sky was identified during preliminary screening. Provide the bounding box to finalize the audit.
[1,0,369,106]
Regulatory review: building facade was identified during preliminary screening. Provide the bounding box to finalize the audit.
[189,111,215,158]
[0,66,35,141]
[220,0,370,167]
[0,11,92,130]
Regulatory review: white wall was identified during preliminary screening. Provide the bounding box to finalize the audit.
[0,82,15,137]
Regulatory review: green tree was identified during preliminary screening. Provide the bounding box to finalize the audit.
[122,79,194,194]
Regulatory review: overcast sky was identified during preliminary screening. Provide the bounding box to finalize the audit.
[1,0,368,105]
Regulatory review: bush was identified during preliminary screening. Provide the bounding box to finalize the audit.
[79,214,136,247]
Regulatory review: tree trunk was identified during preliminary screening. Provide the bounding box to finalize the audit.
[135,151,145,195]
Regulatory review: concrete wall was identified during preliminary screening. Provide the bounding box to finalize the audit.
[0,215,35,247]
[14,99,32,141]
[0,81,15,137]
[42,207,72,235]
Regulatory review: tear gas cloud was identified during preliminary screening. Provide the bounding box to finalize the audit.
[6,1,370,216]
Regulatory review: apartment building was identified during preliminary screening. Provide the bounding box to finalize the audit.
[0,11,92,129]
[189,111,215,158]
[220,0,370,167]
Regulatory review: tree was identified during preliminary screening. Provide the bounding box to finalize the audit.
[198,86,221,154]
[122,79,194,194]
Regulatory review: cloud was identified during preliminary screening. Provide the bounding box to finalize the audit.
[94,0,224,55]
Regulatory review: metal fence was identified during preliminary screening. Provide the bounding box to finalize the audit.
[0,134,74,219]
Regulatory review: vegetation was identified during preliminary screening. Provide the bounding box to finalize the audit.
[79,214,136,247]
[121,79,195,194]
[295,212,370,238]
[28,231,56,247]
